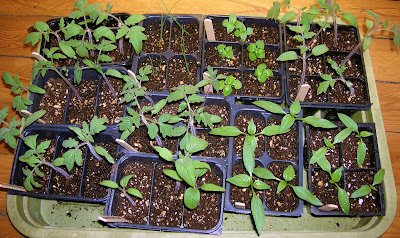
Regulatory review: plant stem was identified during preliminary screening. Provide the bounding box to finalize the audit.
[122,189,136,207]
[101,72,117,99]
[118,22,124,54]
[53,67,82,102]
[87,142,102,161]
[41,161,71,180]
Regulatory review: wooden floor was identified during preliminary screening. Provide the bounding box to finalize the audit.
[0,0,399,237]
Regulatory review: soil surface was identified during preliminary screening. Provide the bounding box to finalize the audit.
[243,46,280,70]
[39,78,68,124]
[138,56,167,92]
[170,22,199,54]
[142,22,170,53]
[97,78,124,125]
[114,161,154,224]
[312,169,341,208]
[68,79,98,124]
[234,114,266,158]
[309,128,340,167]
[242,71,281,97]
[128,127,178,154]
[342,132,374,169]
[322,27,358,51]
[266,116,298,161]
[326,53,364,78]
[285,25,320,49]
[167,57,198,91]
[265,162,298,212]
[328,79,367,105]
[204,44,241,68]
[212,21,238,42]
[194,130,229,158]
[289,76,327,103]
[245,23,279,44]
[288,55,324,75]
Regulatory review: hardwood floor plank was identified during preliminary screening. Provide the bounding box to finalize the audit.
[370,39,400,84]
[376,82,400,132]
[0,215,24,237]
[0,155,15,214]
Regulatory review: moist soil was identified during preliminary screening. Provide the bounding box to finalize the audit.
[170,22,199,54]
[245,23,280,44]
[243,46,280,69]
[242,71,281,97]
[83,142,115,199]
[328,79,367,105]
[229,161,263,209]
[326,53,364,78]
[345,170,381,213]
[167,57,198,91]
[138,56,167,92]
[342,132,374,169]
[311,169,341,208]
[207,69,241,96]
[285,25,320,49]
[234,114,265,158]
[142,22,170,53]
[114,161,154,224]
[97,78,124,125]
[194,130,229,158]
[39,78,68,124]
[288,55,324,75]
[322,28,358,51]
[68,79,98,124]
[150,164,184,227]
[266,116,298,161]
[309,128,340,167]
[289,76,327,103]
[183,169,222,230]
[212,21,239,42]
[204,44,241,68]
[265,162,298,212]
[128,127,178,154]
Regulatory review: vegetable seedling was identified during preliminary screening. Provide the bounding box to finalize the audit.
[247,40,265,61]
[217,44,234,59]
[100,174,143,207]
[218,75,242,97]
[350,169,385,199]
[254,64,273,83]
[222,13,253,42]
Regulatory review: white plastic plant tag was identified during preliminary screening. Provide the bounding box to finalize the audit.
[318,204,339,211]
[234,202,246,209]
[203,72,214,94]
[32,52,47,62]
[115,139,138,152]
[127,70,140,85]
[295,83,311,102]
[204,19,216,41]
[21,110,46,124]
[98,216,131,223]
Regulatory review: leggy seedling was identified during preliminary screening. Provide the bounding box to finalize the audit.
[100,175,143,207]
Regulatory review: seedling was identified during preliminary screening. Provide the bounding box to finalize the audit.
[217,44,234,59]
[136,65,152,82]
[203,66,228,95]
[247,40,265,61]
[350,169,385,199]
[254,64,273,83]
[222,13,237,34]
[100,175,143,207]
[218,75,242,97]
[53,116,115,172]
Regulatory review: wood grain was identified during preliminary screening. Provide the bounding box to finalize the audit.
[376,82,400,132]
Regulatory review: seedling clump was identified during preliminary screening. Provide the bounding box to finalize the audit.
[247,40,265,61]
[217,44,234,59]
[222,13,253,42]
[254,64,273,83]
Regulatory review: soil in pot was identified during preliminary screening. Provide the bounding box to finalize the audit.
[285,25,320,49]
[311,169,341,208]
[39,78,69,124]
[166,56,198,91]
[68,79,98,124]
[229,161,264,209]
[212,21,238,42]
[142,21,170,53]
[289,76,327,103]
[206,69,241,96]
[242,71,281,97]
[194,130,228,158]
[138,55,167,92]
[266,116,298,161]
[234,114,265,158]
[345,170,381,212]
[127,127,178,154]
[342,132,374,169]
[183,168,222,230]
[149,164,184,227]
[245,23,279,44]
[114,161,154,224]
[204,44,241,68]
[265,162,298,212]
[287,55,324,75]
[326,53,364,78]
[322,27,358,51]
[170,21,199,54]
[309,128,340,167]
[328,79,367,105]
[243,45,280,70]
[97,78,124,125]
[83,142,115,199]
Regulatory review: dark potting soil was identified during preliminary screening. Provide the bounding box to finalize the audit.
[39,78,68,124]
[183,169,222,230]
[328,79,367,105]
[194,131,229,158]
[170,22,199,54]
[286,26,320,49]
[128,127,178,154]
[213,21,239,42]
[97,78,124,125]
[345,170,381,213]
[243,46,280,70]
[342,133,374,169]
[287,55,324,75]
[166,57,198,91]
[150,164,184,227]
[309,128,340,167]
[114,161,154,224]
[23,139,56,194]
[83,142,115,199]
[289,76,327,103]
[234,114,265,158]
[68,79,97,124]
[322,28,358,51]
[326,53,364,78]
[245,23,279,44]
[242,71,281,97]
[312,169,341,208]
[194,104,230,128]
[265,162,298,212]
[204,45,241,68]
[207,69,241,96]
[138,56,167,92]
[142,22,170,53]
[266,116,298,161]
[229,161,263,209]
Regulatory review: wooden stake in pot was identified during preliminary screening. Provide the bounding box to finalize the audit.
[295,84,311,102]
[203,72,214,94]
[204,19,216,41]
[21,110,46,124]
[98,216,131,223]
[115,139,138,153]
[0,184,27,192]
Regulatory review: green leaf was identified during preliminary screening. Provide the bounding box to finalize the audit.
[184,187,200,210]
[253,101,286,114]
[318,157,331,174]
[24,110,46,127]
[317,81,330,95]
[277,51,298,61]
[184,133,208,154]
[277,180,287,194]
[163,169,183,181]
[365,19,374,30]
[24,32,42,46]
[373,169,385,186]
[120,175,133,188]
[333,128,352,144]
[105,69,123,79]
[342,12,358,27]
[73,0,87,10]
[201,183,225,192]
[350,185,371,199]
[302,116,337,129]
[338,187,350,214]
[209,126,243,136]
[253,167,277,180]
[243,135,256,175]
[175,157,196,187]
[283,165,295,182]
[59,41,76,58]
[0,106,9,121]
[309,147,328,164]
[226,174,251,187]
[331,166,343,183]
[247,119,256,135]
[280,114,295,132]
[253,180,270,190]
[337,113,358,132]
[267,1,281,19]
[147,123,158,139]
[100,180,119,189]
[363,35,373,51]
[281,11,297,23]
[34,21,49,32]
[151,99,166,115]
[251,195,265,235]
[93,26,116,42]
[125,14,146,26]
[360,131,374,137]
[94,146,114,164]
[357,141,366,166]
[289,100,301,117]
[99,55,113,62]
[89,116,107,134]
[126,188,143,198]
[311,44,329,56]
[24,135,38,149]
[188,95,204,104]
[292,186,323,206]
[153,146,174,162]
[262,125,290,136]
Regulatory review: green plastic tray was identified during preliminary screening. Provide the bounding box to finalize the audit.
[7,28,396,238]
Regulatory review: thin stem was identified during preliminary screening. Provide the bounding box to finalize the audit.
[53,67,82,102]
[101,72,117,99]
[41,161,71,180]
[122,189,136,207]
[87,142,102,161]
[118,22,124,54]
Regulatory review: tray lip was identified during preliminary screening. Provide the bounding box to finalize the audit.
[6,14,397,237]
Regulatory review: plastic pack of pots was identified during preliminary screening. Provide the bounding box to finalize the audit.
[223,104,304,216]
[202,15,285,103]
[9,126,119,203]
[284,23,371,110]
[305,123,385,216]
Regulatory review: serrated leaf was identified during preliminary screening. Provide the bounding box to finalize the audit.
[59,41,76,58]
[317,81,330,95]
[350,185,371,198]
[105,69,123,79]
[99,54,113,62]
[100,180,119,189]
[24,32,42,46]
[37,140,51,154]
[0,106,9,121]
[201,183,225,192]
[253,101,286,114]
[176,157,195,187]
[226,174,251,187]
[184,187,200,210]
[147,123,158,139]
[34,21,49,32]
[184,133,208,154]
[338,187,350,214]
[151,99,167,115]
[163,169,183,181]
[93,26,116,42]
[125,14,146,26]
[251,194,264,235]
[292,186,323,206]
[24,135,38,149]
[95,146,114,164]
[277,51,298,61]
